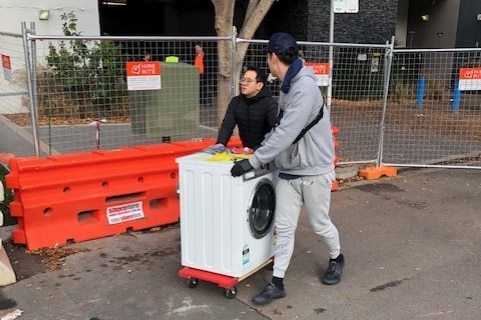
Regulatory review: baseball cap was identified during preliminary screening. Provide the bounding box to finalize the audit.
[263,32,298,55]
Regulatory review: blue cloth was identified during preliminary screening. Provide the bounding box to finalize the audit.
[280,58,303,93]
[202,144,226,154]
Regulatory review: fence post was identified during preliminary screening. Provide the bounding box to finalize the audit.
[21,22,41,157]
[358,38,398,180]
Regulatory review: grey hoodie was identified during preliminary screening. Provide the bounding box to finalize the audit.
[249,66,335,175]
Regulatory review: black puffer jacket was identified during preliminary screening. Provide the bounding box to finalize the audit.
[216,86,279,149]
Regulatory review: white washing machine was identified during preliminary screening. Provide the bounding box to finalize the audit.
[176,152,277,280]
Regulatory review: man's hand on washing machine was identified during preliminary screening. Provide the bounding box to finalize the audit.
[202,143,225,154]
[231,159,253,177]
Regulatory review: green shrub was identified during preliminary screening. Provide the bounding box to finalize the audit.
[40,12,128,119]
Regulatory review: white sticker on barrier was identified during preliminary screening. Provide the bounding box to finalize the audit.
[106,201,145,225]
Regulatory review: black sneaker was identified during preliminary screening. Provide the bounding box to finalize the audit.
[322,254,344,285]
[251,283,286,305]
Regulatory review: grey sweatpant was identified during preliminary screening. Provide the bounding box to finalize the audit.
[272,169,341,279]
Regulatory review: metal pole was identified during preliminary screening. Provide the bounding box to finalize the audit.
[327,0,334,109]
[21,22,40,157]
[30,22,40,153]
[376,36,395,167]
[231,26,238,98]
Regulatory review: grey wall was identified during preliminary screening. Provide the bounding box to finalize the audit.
[396,0,410,47]
[261,0,398,44]
[456,1,481,48]
[407,0,460,48]
[258,0,309,40]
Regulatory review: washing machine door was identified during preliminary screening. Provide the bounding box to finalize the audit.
[248,179,275,239]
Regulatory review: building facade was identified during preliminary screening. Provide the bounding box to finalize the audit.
[1,0,480,49]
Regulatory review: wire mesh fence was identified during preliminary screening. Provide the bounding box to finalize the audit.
[26,36,227,154]
[1,29,481,170]
[384,48,481,167]
[240,40,391,167]
[0,31,29,116]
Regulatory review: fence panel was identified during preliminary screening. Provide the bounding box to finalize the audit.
[3,32,393,168]
[384,48,481,167]
[0,31,29,116]
[0,31,36,157]
[5,29,481,171]
[24,35,227,154]
[328,44,389,165]
[240,40,391,167]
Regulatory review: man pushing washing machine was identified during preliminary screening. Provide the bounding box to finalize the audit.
[231,32,345,305]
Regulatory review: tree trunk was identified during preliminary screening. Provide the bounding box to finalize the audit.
[210,0,276,127]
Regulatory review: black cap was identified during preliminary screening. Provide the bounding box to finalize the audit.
[263,32,298,55]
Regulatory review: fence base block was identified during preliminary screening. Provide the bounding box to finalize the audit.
[359,166,397,180]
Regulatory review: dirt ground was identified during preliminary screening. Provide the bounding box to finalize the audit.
[2,238,92,283]
[3,239,47,281]
[2,113,130,127]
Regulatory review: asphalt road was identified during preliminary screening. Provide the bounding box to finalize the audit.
[0,165,480,319]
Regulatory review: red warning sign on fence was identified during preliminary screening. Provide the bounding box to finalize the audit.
[126,61,161,91]
[1,54,12,81]
[459,67,481,91]
[305,62,330,86]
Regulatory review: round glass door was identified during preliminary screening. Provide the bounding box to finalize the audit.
[248,179,275,239]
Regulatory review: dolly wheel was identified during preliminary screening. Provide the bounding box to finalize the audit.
[225,286,237,299]
[187,278,199,288]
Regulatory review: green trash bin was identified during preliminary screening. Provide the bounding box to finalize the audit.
[129,62,200,137]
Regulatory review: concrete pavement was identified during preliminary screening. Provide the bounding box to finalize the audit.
[0,165,480,319]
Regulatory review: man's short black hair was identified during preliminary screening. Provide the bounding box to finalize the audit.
[245,65,267,84]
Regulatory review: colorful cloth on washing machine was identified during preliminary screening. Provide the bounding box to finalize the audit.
[206,151,251,162]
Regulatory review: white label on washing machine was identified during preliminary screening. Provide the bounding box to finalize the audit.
[242,245,250,265]
[107,201,145,225]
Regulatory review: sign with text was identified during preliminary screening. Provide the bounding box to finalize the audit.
[333,0,359,13]
[107,201,145,225]
[126,61,161,91]
[305,62,330,86]
[459,68,481,91]
[1,54,12,81]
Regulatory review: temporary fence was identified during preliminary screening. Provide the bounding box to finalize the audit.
[0,30,29,115]
[21,32,231,156]
[384,48,481,169]
[0,24,480,170]
[0,29,34,157]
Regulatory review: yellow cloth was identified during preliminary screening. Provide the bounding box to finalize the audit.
[206,151,251,162]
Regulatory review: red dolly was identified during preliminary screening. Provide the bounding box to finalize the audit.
[178,258,273,299]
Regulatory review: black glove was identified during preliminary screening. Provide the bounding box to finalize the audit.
[230,159,253,177]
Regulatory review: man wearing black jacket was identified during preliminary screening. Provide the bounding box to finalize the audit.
[215,66,278,150]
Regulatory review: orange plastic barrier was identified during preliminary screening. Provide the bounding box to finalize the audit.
[6,137,244,250]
